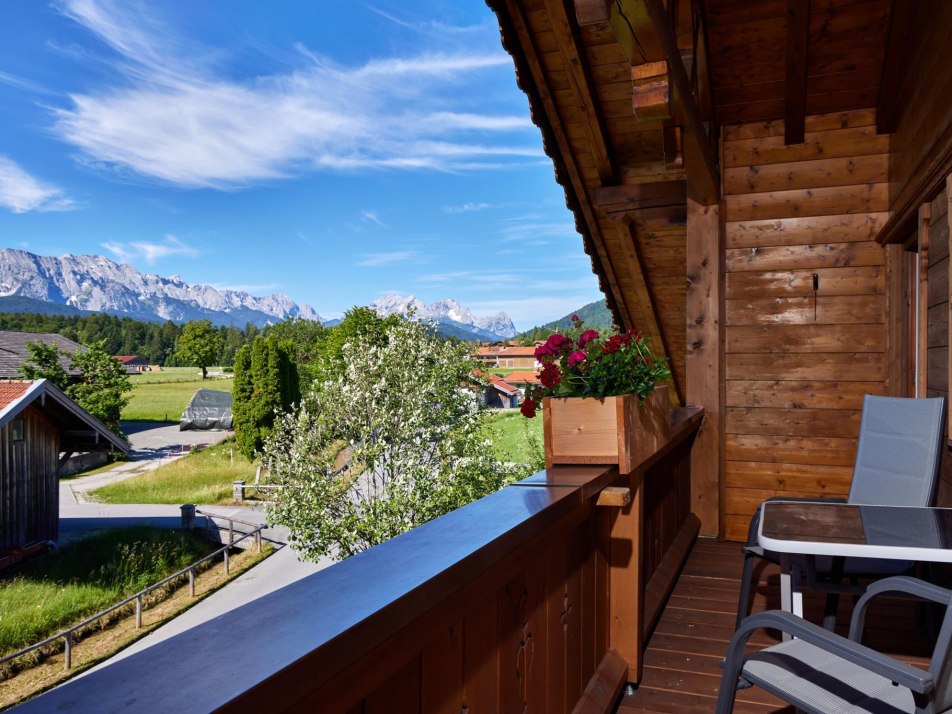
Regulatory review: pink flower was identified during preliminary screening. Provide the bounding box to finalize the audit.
[520,396,537,418]
[567,350,587,368]
[534,343,554,360]
[578,329,599,347]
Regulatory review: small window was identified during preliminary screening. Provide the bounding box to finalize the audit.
[10,418,24,442]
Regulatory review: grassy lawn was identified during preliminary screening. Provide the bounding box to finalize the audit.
[0,527,217,658]
[482,409,544,469]
[0,534,271,708]
[90,440,256,505]
[123,367,233,422]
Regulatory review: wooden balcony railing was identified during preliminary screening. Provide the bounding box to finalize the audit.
[16,407,703,714]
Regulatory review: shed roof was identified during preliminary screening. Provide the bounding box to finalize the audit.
[0,331,86,379]
[0,379,129,454]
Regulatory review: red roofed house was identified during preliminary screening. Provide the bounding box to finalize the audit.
[502,370,541,387]
[472,345,539,370]
[114,355,150,373]
[0,379,128,555]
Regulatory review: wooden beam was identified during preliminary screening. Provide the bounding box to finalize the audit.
[876,0,916,134]
[610,0,666,64]
[917,202,931,397]
[685,198,721,536]
[595,180,687,218]
[574,0,612,26]
[783,0,810,145]
[544,0,616,182]
[641,0,720,204]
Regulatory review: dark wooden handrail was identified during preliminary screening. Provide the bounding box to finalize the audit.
[17,407,704,714]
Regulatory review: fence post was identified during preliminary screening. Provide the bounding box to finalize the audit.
[255,529,261,554]
[135,596,143,629]
[180,503,196,530]
[233,480,246,501]
[228,520,234,546]
[224,548,230,575]
[189,567,195,597]
[64,631,72,671]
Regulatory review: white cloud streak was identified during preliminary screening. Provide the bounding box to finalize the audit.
[443,201,493,214]
[101,234,199,264]
[361,209,385,226]
[50,0,538,188]
[0,156,77,213]
[356,251,417,267]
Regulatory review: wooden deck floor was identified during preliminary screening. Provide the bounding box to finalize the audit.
[617,538,935,713]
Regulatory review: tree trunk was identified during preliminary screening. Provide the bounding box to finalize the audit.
[202,365,208,380]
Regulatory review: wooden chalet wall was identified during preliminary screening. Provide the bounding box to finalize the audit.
[927,190,949,407]
[0,404,59,550]
[721,109,889,540]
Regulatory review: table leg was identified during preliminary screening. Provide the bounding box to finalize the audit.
[778,554,804,641]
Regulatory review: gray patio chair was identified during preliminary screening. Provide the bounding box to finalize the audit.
[717,576,952,714]
[735,395,946,630]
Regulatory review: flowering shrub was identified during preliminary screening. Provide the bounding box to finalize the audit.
[521,316,671,418]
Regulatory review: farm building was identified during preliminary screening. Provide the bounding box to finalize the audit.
[25,2,952,713]
[0,379,128,553]
[114,354,150,373]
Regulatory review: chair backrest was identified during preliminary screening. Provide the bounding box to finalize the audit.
[848,395,946,507]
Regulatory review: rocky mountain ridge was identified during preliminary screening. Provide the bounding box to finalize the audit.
[370,294,516,340]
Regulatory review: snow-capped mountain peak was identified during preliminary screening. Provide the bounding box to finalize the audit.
[370,293,516,340]
[0,249,322,327]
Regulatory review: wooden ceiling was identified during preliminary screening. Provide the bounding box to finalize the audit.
[706,0,893,130]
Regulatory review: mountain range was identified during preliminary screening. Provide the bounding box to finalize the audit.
[0,249,518,340]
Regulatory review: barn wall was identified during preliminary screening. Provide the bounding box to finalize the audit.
[720,108,890,540]
[0,404,60,550]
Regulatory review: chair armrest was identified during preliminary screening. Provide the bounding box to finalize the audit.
[731,611,934,695]
[849,576,951,642]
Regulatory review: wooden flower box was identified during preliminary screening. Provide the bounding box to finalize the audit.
[542,386,670,474]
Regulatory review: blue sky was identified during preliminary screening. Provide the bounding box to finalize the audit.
[0,1,603,329]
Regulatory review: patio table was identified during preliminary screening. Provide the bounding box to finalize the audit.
[757,501,952,627]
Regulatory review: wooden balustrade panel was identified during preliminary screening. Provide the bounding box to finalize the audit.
[343,518,602,714]
[722,108,889,541]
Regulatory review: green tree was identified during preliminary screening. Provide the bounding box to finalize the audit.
[174,320,224,379]
[233,335,299,459]
[18,340,131,438]
[265,316,515,561]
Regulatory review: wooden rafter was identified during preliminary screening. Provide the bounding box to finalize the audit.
[642,0,720,204]
[595,180,687,220]
[499,0,634,329]
[876,0,915,135]
[784,0,810,145]
[544,0,616,182]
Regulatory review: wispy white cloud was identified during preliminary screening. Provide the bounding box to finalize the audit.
[50,0,538,188]
[0,156,77,213]
[443,201,493,214]
[0,70,58,96]
[361,209,385,227]
[101,234,199,264]
[357,250,417,267]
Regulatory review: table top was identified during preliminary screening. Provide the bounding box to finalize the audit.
[758,501,952,562]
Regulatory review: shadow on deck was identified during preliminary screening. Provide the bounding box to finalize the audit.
[617,538,935,713]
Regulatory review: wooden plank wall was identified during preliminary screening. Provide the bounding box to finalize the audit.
[721,108,889,540]
[927,188,949,405]
[0,405,59,550]
[888,3,952,225]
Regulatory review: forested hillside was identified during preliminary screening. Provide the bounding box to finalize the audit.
[0,311,260,366]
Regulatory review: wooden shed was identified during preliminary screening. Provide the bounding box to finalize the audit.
[0,379,128,552]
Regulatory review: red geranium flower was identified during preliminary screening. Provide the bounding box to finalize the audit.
[520,396,537,418]
[539,363,561,388]
[567,350,587,368]
[578,329,599,347]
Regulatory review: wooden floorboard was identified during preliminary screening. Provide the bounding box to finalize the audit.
[616,537,933,713]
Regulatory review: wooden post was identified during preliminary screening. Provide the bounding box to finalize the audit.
[135,596,142,629]
[885,243,907,396]
[918,203,931,398]
[189,567,196,597]
[685,199,721,536]
[607,469,644,683]
[224,549,230,575]
[64,631,72,671]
